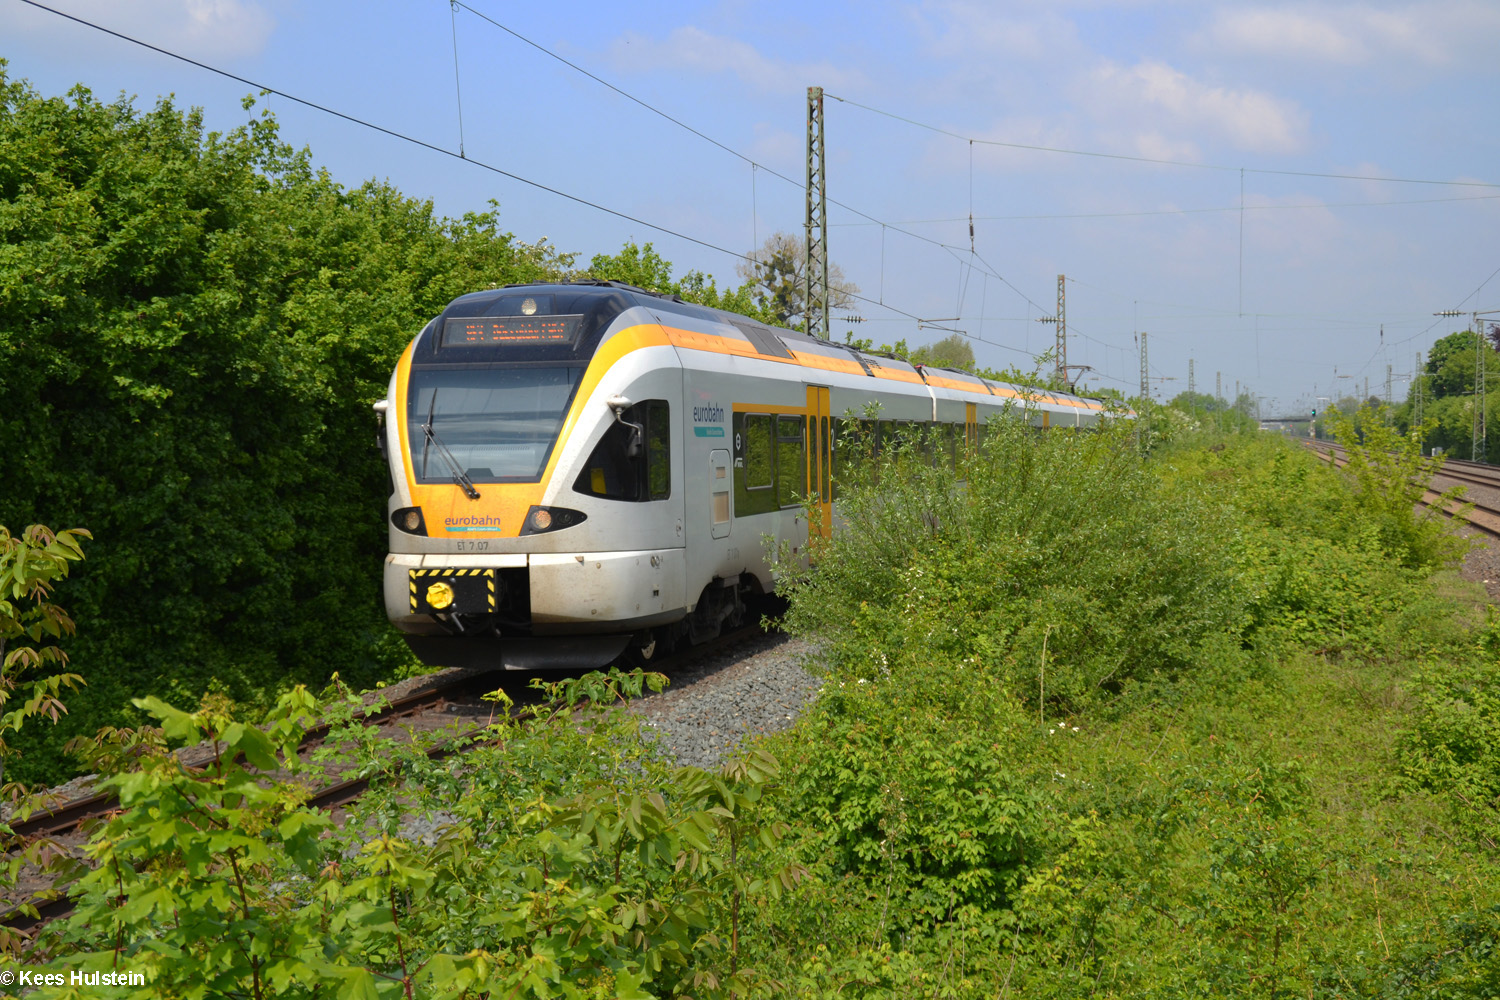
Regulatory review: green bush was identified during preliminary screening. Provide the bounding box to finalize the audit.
[1394,643,1500,850]
[32,671,802,997]
[777,411,1247,714]
[772,662,1045,931]
[1324,405,1468,571]
[0,71,573,781]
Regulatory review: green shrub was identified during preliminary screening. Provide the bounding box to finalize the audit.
[0,70,573,781]
[1325,404,1468,571]
[1394,645,1500,850]
[33,671,802,997]
[777,412,1247,714]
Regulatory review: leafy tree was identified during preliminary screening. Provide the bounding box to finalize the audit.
[1425,329,1498,398]
[587,240,768,320]
[0,71,573,781]
[909,333,974,370]
[734,231,858,332]
[1169,390,1224,413]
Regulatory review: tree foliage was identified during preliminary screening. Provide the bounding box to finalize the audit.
[909,333,974,370]
[0,71,574,781]
[1392,328,1500,460]
[1425,330,1498,399]
[586,241,768,319]
[733,231,858,332]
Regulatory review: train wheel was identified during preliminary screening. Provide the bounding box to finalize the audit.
[624,630,658,667]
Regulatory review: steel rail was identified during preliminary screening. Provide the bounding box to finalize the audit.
[1304,442,1500,538]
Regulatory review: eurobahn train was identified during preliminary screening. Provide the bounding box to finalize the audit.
[377,281,1113,670]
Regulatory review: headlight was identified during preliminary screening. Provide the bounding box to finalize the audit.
[391,507,427,535]
[519,505,587,536]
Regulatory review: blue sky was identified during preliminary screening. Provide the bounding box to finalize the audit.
[3,0,1498,411]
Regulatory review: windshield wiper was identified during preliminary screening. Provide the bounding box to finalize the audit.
[421,389,481,501]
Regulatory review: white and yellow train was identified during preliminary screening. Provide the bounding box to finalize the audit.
[378,281,1112,669]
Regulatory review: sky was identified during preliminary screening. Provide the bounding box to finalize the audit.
[3,0,1498,413]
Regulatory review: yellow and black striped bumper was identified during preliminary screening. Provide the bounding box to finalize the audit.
[409,568,497,615]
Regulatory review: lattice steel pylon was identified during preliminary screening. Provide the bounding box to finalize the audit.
[1139,332,1149,400]
[1413,351,1424,440]
[1475,316,1487,461]
[1055,275,1067,384]
[804,86,830,340]
[1188,358,1195,396]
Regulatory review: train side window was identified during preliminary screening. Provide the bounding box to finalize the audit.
[743,414,773,489]
[776,414,805,507]
[645,401,670,500]
[572,399,670,502]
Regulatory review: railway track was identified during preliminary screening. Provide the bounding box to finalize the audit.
[0,618,776,937]
[1303,441,1500,538]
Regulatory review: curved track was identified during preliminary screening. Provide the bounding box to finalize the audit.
[0,617,777,937]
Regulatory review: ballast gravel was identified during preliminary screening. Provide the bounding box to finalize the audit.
[631,631,822,770]
[1428,470,1500,604]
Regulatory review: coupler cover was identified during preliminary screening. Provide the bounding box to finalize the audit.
[409,568,497,615]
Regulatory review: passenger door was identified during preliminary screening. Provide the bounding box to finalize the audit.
[710,449,731,539]
[805,385,832,539]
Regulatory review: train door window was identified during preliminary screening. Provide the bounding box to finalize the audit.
[821,416,831,499]
[743,414,773,489]
[572,400,670,501]
[775,415,805,508]
[733,412,778,517]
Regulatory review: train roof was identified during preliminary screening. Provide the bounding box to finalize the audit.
[429,281,1115,412]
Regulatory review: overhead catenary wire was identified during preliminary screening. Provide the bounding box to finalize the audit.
[447,0,466,158]
[825,92,1500,190]
[828,192,1500,226]
[13,0,749,260]
[448,2,1061,320]
[16,0,1058,367]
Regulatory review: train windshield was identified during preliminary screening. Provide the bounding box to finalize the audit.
[407,367,583,483]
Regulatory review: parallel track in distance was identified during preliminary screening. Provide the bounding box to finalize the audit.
[1302,441,1500,538]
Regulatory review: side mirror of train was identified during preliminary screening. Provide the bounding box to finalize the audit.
[606,395,646,458]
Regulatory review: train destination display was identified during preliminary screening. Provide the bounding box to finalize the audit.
[441,315,583,347]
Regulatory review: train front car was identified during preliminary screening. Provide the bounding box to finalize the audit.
[380,282,689,671]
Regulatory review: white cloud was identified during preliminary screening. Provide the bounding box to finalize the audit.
[913,1,1082,61]
[747,125,801,170]
[1243,192,1344,265]
[1203,2,1500,68]
[1087,59,1308,154]
[2,0,275,61]
[606,27,866,95]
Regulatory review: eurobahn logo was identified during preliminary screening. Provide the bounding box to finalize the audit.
[444,515,501,532]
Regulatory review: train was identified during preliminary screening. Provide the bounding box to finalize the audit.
[377,280,1114,670]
